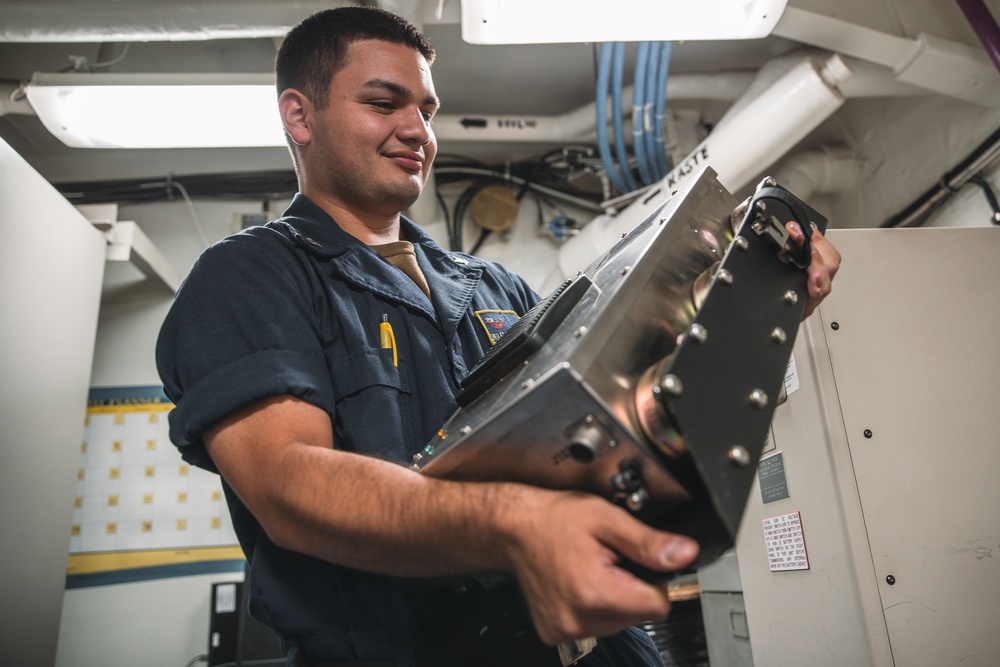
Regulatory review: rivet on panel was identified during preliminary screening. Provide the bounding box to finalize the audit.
[662,374,684,396]
[728,445,751,467]
[749,389,769,409]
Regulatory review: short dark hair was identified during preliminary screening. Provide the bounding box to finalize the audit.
[276,6,436,109]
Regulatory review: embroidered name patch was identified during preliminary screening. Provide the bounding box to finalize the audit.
[474,309,520,345]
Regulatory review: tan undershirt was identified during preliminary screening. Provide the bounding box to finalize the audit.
[371,240,431,299]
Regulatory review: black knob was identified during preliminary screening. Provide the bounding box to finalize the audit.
[886,575,896,585]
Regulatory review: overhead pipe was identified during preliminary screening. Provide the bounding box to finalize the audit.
[956,0,1000,75]
[430,54,923,145]
[664,54,852,194]
[881,125,1000,227]
[770,144,858,201]
[545,53,854,292]
[430,73,755,144]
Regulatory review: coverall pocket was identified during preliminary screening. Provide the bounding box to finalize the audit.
[327,348,415,462]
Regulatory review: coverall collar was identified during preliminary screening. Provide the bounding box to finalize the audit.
[276,193,484,339]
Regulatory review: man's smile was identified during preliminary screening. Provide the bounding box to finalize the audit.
[384,149,424,172]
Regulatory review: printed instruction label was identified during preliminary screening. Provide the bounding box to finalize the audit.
[784,354,800,395]
[763,510,810,572]
[758,451,789,504]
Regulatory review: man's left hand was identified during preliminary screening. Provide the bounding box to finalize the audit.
[787,222,841,318]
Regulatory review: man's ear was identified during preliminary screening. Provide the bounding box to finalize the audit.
[278,88,311,146]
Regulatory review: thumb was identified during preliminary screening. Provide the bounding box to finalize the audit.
[604,515,700,574]
[639,531,700,572]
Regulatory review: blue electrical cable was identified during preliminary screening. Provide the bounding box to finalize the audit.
[633,41,652,185]
[612,42,638,192]
[654,41,672,178]
[645,41,661,180]
[596,42,628,194]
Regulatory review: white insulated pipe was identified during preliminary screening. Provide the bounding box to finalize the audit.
[674,54,851,193]
[432,72,756,144]
[432,54,917,145]
[771,144,858,201]
[544,54,853,292]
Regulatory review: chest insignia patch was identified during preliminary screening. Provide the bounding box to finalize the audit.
[474,309,520,345]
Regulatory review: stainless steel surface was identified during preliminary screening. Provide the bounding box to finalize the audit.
[417,166,815,560]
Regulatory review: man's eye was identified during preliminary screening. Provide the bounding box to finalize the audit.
[369,101,395,111]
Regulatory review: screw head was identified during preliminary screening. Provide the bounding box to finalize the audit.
[749,389,769,409]
[626,489,649,511]
[662,373,683,396]
[771,327,787,344]
[784,290,799,305]
[831,322,840,330]
[728,445,751,467]
[716,269,733,285]
[864,429,873,439]
[886,575,896,585]
[734,236,749,251]
[689,323,708,345]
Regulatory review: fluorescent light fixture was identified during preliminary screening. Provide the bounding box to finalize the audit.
[25,73,285,149]
[461,0,788,44]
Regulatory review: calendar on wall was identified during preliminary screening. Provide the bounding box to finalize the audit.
[68,386,243,587]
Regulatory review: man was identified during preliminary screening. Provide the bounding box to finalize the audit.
[157,7,840,666]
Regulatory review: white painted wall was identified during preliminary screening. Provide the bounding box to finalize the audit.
[56,199,274,667]
[56,571,245,667]
[0,138,107,667]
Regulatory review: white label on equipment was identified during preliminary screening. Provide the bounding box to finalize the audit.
[784,354,800,396]
[763,510,809,572]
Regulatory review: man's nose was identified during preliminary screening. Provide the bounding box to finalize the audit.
[399,107,432,144]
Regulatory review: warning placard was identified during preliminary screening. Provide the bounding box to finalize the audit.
[763,510,809,572]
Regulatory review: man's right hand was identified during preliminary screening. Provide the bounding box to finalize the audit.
[499,487,699,645]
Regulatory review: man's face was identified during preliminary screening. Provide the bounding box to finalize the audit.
[306,39,439,219]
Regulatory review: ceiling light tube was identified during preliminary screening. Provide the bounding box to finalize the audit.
[460,0,788,45]
[25,73,284,149]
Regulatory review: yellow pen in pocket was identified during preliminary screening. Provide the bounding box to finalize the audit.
[379,314,398,367]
